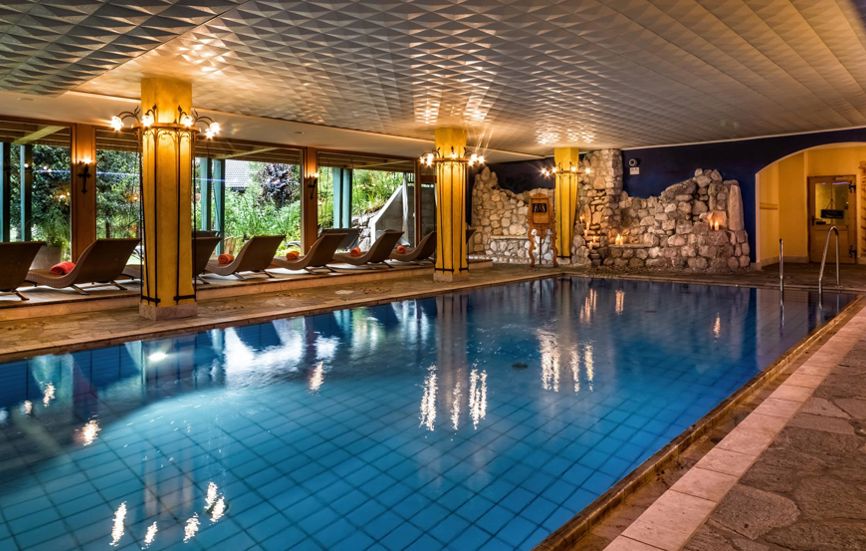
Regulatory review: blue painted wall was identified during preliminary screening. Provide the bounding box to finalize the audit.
[623,127,866,261]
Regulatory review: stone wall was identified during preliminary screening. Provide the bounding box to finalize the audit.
[470,151,750,272]
[606,169,749,271]
[471,168,589,265]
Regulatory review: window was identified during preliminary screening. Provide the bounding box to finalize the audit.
[95,129,140,239]
[0,120,71,262]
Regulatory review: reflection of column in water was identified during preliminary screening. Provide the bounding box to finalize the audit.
[420,293,488,431]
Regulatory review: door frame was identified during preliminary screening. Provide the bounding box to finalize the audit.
[807,174,857,263]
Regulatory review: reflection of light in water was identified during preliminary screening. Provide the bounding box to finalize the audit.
[148,351,167,362]
[469,369,487,429]
[42,383,55,407]
[308,361,325,392]
[316,336,338,360]
[419,366,437,431]
[570,348,581,393]
[79,419,101,446]
[183,515,200,543]
[210,496,227,522]
[223,326,303,385]
[205,482,218,510]
[142,522,158,548]
[450,380,462,430]
[539,332,560,392]
[581,289,597,322]
[109,502,127,547]
[0,409,7,424]
[713,313,721,338]
[21,400,33,416]
[615,289,625,315]
[584,344,594,391]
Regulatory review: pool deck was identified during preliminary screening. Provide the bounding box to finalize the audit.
[2,262,865,550]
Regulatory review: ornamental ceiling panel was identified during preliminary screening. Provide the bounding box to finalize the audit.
[3,0,866,154]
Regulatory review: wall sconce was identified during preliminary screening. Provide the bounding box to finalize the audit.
[78,156,92,194]
[305,171,319,200]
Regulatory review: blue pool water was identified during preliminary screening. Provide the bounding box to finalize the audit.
[0,278,852,550]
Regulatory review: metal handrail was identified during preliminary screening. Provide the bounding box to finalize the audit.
[779,238,784,295]
[817,226,840,298]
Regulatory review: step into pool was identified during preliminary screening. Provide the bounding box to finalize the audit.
[0,277,853,550]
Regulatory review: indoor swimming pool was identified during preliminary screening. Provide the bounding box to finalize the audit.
[0,277,852,550]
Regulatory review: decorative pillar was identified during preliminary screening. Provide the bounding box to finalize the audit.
[433,127,469,282]
[139,77,196,320]
[301,147,319,252]
[332,167,352,228]
[554,147,580,259]
[70,124,97,259]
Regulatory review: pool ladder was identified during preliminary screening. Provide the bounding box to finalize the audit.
[817,226,841,300]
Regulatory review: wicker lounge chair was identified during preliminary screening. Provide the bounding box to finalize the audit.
[332,229,403,269]
[26,238,139,294]
[390,231,436,263]
[204,235,284,279]
[0,241,45,300]
[271,231,347,273]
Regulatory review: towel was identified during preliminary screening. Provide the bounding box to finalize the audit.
[50,261,76,275]
[218,253,234,265]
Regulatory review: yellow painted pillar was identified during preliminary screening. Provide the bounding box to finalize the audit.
[554,147,580,259]
[433,127,469,282]
[139,77,196,320]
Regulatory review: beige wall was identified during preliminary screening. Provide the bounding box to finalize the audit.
[757,144,866,266]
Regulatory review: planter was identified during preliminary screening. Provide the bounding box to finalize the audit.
[31,245,63,269]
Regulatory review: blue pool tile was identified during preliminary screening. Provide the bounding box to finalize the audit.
[363,510,403,540]
[428,514,470,545]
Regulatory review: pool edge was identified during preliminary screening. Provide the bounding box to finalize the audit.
[534,293,865,551]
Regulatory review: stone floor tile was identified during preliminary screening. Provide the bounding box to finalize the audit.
[605,535,666,550]
[620,490,716,551]
[752,397,802,420]
[799,397,849,419]
[787,413,855,435]
[694,448,756,478]
[670,467,738,502]
[769,383,814,403]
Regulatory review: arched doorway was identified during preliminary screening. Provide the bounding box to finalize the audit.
[755,143,866,268]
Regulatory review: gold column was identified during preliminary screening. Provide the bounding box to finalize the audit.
[433,127,469,282]
[554,147,580,259]
[139,77,196,320]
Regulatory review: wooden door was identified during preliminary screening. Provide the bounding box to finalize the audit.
[808,175,857,263]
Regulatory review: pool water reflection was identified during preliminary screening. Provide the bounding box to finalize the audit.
[0,278,852,550]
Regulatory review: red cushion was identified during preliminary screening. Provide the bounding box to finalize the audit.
[395,245,407,255]
[285,250,300,260]
[50,261,75,275]
[349,247,362,257]
[218,253,234,265]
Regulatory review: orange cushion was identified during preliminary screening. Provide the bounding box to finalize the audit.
[349,247,362,257]
[50,261,75,275]
[395,245,407,255]
[218,253,234,265]
[285,250,300,260]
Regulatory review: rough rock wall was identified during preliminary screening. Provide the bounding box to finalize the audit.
[471,168,589,265]
[607,169,750,271]
[470,152,750,272]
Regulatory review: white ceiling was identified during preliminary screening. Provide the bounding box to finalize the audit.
[3,0,866,157]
